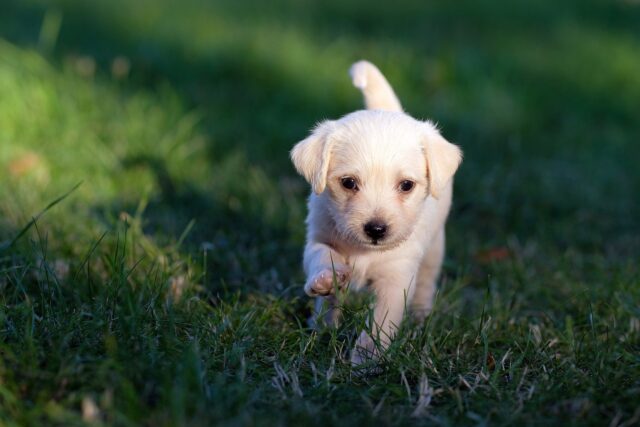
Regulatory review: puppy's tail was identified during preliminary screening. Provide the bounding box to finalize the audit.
[350,60,402,112]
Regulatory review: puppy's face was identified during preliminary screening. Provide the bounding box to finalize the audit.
[323,122,428,249]
[291,110,461,250]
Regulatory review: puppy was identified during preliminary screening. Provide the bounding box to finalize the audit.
[290,60,462,365]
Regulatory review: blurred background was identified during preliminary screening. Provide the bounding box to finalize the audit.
[0,0,639,423]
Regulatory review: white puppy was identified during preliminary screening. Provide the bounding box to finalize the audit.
[290,60,462,365]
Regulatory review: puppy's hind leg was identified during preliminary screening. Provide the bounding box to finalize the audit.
[411,230,445,322]
[309,296,342,329]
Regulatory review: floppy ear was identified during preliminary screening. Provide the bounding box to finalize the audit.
[290,121,336,194]
[422,124,462,199]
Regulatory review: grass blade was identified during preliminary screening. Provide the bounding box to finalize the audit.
[0,181,83,252]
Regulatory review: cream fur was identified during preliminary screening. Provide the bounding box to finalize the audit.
[349,60,403,112]
[291,60,462,365]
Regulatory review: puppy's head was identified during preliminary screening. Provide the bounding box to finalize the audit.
[291,110,461,249]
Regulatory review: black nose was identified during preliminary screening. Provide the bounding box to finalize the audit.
[364,221,388,240]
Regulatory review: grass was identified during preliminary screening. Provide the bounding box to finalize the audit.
[0,0,639,425]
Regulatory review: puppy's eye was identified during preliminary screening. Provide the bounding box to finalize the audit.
[341,177,358,191]
[399,180,415,193]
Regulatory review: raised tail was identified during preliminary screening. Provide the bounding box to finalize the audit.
[349,60,402,112]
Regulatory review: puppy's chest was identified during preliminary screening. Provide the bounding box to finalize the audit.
[343,252,397,291]
[346,261,372,291]
[341,238,428,291]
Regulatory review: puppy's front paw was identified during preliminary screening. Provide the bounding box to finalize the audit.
[304,266,351,297]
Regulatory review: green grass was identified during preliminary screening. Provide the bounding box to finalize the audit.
[1,0,639,425]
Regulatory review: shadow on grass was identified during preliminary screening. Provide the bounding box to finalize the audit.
[107,153,306,296]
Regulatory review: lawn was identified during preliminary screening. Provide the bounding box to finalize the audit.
[0,0,639,425]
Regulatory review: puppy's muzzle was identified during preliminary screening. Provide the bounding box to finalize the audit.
[364,220,388,243]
